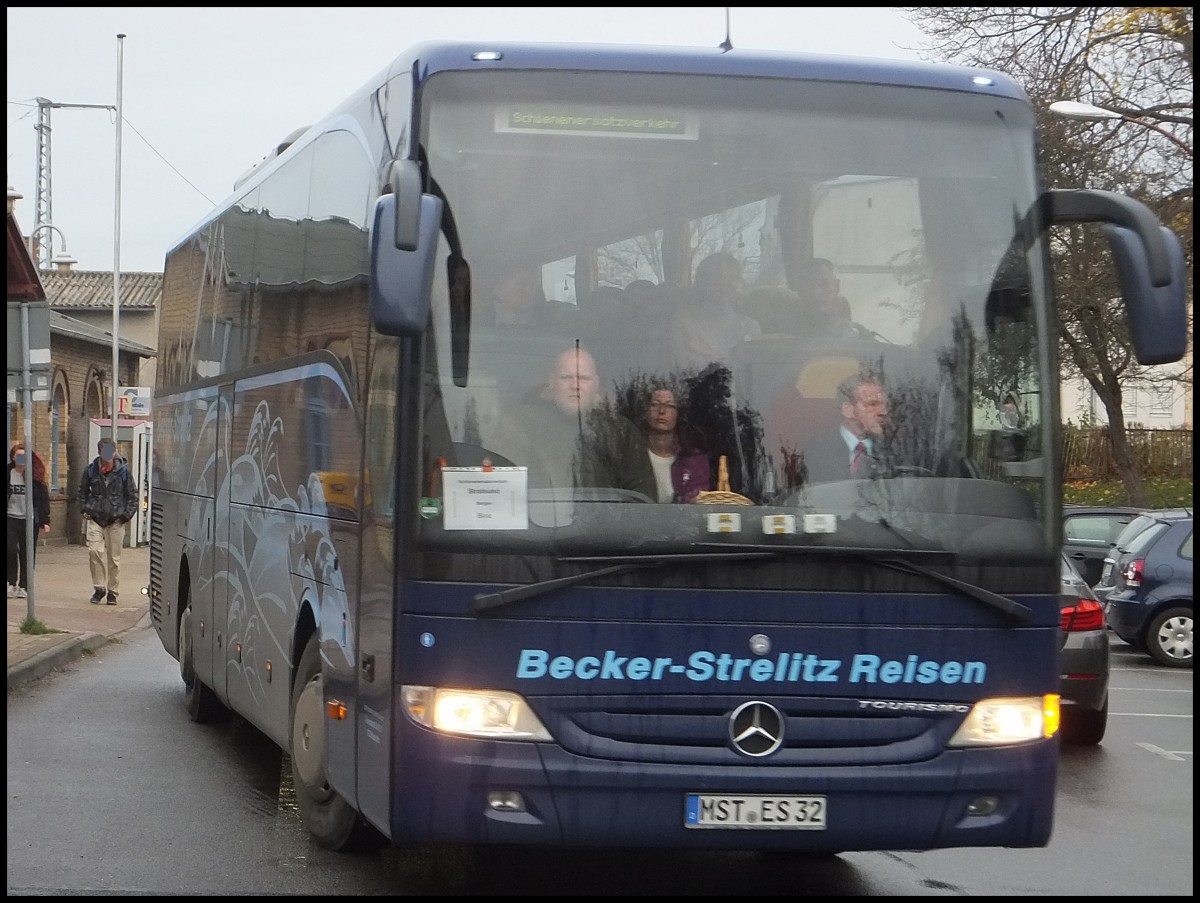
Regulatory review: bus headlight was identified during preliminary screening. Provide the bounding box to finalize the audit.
[948,694,1060,746]
[401,686,552,741]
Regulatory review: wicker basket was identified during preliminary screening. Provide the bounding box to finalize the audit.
[693,455,753,505]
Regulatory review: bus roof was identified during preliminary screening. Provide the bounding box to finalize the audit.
[392,40,1028,102]
[168,39,1030,261]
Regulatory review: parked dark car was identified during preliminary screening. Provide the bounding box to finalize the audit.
[1058,553,1110,745]
[1093,507,1193,605]
[1062,505,1142,587]
[1105,514,1193,668]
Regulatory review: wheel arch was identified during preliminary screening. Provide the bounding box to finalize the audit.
[1138,593,1193,644]
[292,598,320,699]
[175,556,192,634]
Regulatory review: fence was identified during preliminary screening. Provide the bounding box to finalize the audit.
[1061,428,1193,481]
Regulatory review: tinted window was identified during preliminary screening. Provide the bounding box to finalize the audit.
[1111,514,1158,552]
[1064,514,1131,546]
[1125,522,1169,557]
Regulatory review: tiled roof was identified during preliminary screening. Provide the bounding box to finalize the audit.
[50,309,156,356]
[40,269,162,310]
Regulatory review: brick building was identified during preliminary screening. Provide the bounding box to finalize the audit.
[6,205,158,546]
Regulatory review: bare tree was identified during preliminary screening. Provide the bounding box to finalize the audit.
[901,7,1193,506]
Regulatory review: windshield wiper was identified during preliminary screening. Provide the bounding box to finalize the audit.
[693,542,1031,625]
[471,551,777,613]
[473,545,1031,626]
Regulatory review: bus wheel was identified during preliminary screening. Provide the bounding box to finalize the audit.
[290,635,386,852]
[179,601,229,723]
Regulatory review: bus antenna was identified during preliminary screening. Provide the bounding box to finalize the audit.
[719,7,733,52]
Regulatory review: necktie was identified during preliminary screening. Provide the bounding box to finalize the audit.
[851,441,867,476]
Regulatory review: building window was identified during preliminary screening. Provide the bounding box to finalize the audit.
[1121,384,1138,413]
[51,379,68,493]
[1149,384,1174,419]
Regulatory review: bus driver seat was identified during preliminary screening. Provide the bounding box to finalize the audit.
[766,355,861,486]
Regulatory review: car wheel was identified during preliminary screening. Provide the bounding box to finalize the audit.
[1144,605,1193,669]
[179,598,230,723]
[1061,697,1107,746]
[290,634,387,851]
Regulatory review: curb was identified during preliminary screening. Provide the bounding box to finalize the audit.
[6,611,154,693]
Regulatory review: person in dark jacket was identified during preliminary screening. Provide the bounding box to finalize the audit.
[641,387,712,503]
[7,443,51,599]
[78,438,138,605]
[798,372,893,485]
[493,346,656,499]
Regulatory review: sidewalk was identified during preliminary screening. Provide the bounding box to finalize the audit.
[7,541,151,692]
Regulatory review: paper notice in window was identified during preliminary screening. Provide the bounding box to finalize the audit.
[442,467,528,530]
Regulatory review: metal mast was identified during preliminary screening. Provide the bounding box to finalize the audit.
[30,97,117,270]
[33,98,54,270]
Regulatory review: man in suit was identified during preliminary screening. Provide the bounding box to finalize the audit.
[797,372,891,485]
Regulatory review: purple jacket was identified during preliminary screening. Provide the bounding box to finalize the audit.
[671,450,711,503]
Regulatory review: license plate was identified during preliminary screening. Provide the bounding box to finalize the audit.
[685,794,827,829]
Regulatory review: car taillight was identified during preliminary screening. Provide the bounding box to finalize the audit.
[1122,558,1145,587]
[1060,596,1105,632]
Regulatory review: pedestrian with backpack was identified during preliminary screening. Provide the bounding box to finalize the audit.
[78,438,137,605]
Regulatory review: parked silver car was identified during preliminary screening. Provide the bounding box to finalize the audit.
[1063,505,1142,587]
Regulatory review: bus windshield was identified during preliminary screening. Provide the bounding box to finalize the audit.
[410,69,1050,565]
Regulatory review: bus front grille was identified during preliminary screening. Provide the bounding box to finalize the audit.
[536,695,958,766]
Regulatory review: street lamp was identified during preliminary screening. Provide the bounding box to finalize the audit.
[1049,100,1193,157]
[26,222,77,270]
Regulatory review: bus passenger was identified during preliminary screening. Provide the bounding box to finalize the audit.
[670,252,761,371]
[798,372,892,484]
[799,258,855,338]
[641,387,711,503]
[495,346,656,499]
[478,261,549,329]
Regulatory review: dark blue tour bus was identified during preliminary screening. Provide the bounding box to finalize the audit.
[149,40,1187,854]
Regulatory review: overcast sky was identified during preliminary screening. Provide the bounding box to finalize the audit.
[7,7,928,273]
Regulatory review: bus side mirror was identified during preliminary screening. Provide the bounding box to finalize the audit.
[389,158,424,252]
[369,191,443,336]
[1043,188,1187,365]
[1102,224,1187,365]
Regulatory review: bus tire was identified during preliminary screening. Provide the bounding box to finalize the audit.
[291,634,387,852]
[179,600,230,723]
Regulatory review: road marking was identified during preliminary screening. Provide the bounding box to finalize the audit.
[1109,711,1191,718]
[1137,742,1191,761]
[1109,686,1194,693]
